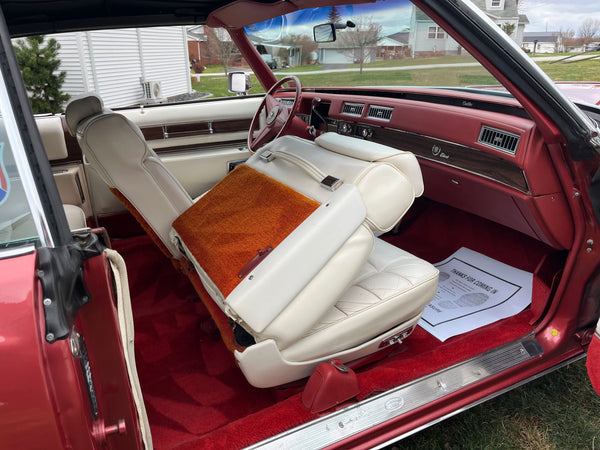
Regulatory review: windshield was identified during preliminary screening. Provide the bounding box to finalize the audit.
[244,1,500,92]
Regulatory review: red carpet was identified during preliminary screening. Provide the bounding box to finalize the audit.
[112,200,557,449]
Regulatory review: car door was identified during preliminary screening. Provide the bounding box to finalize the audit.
[0,10,148,449]
[588,320,600,395]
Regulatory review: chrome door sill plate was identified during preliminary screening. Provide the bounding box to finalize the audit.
[248,337,542,449]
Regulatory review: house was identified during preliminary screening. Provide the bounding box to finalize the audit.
[409,0,529,57]
[377,36,409,60]
[522,32,563,54]
[409,8,462,57]
[47,27,193,108]
[316,40,377,65]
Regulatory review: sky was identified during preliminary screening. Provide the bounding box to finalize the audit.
[519,0,600,34]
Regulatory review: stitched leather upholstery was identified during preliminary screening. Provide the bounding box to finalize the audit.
[66,94,193,257]
[174,133,439,387]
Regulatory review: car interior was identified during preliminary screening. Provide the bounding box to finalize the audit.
[27,74,572,447]
[11,1,589,447]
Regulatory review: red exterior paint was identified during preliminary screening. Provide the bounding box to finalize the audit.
[587,334,600,394]
[0,251,93,449]
[0,249,143,449]
[555,82,600,106]
[75,252,143,449]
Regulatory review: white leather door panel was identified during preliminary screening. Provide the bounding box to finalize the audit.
[84,96,262,216]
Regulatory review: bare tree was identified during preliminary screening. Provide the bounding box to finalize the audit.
[338,17,382,74]
[557,27,576,52]
[281,34,317,66]
[206,27,239,74]
[578,18,600,47]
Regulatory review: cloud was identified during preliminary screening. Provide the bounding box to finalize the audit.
[520,0,600,34]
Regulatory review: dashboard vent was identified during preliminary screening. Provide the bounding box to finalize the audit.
[367,105,393,121]
[341,102,365,116]
[478,126,520,154]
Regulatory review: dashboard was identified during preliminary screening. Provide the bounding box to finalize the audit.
[284,88,574,250]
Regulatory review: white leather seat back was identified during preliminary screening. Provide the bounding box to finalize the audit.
[315,132,424,197]
[247,134,423,232]
[65,94,193,257]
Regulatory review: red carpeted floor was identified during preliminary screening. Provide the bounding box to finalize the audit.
[112,200,557,449]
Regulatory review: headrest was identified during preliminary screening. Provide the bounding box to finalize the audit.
[65,93,105,136]
[315,132,424,196]
[36,116,68,160]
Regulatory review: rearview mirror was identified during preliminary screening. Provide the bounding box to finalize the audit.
[228,71,251,95]
[313,24,336,43]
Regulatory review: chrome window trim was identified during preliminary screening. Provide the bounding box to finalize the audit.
[0,244,35,260]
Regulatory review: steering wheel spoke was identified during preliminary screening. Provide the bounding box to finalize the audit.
[248,76,302,152]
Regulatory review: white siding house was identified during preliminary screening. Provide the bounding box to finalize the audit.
[409,0,528,56]
[49,26,192,108]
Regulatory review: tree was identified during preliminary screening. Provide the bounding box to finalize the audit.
[328,6,342,24]
[557,27,576,52]
[281,34,317,66]
[578,18,600,47]
[338,17,382,74]
[206,27,240,74]
[14,35,69,114]
[501,22,516,37]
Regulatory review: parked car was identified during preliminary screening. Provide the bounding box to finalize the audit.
[1,0,600,449]
[586,42,600,52]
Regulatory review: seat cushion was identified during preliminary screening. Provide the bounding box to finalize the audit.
[280,238,439,361]
[248,135,417,232]
[172,164,320,298]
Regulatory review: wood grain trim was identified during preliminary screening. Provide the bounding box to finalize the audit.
[153,139,248,155]
[140,118,251,142]
[212,118,252,133]
[374,127,529,193]
[140,126,164,141]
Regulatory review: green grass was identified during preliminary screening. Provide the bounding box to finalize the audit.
[537,59,600,82]
[192,55,599,99]
[391,359,600,449]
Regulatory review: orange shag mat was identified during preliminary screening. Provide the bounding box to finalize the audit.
[172,165,319,297]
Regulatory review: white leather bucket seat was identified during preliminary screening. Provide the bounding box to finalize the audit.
[65,94,193,257]
[66,94,438,388]
[172,133,439,387]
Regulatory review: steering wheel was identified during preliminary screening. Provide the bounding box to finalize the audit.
[248,75,302,152]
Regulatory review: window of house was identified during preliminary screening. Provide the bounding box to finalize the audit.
[490,0,502,8]
[428,26,445,39]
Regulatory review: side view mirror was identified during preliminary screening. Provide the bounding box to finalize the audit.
[228,71,252,95]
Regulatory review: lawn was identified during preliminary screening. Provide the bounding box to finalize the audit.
[192,55,599,99]
[393,359,600,449]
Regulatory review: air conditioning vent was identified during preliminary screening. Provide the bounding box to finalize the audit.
[367,105,393,121]
[341,102,365,116]
[478,126,520,154]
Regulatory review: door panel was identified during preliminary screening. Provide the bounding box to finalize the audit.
[52,163,93,216]
[84,96,262,217]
